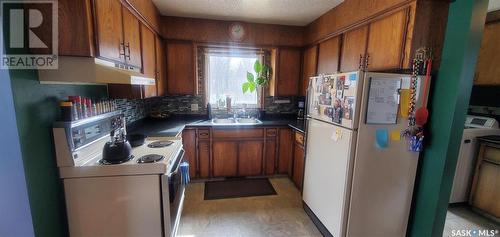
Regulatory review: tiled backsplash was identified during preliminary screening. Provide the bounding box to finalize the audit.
[117,95,303,124]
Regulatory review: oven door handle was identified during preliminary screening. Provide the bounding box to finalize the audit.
[168,148,184,178]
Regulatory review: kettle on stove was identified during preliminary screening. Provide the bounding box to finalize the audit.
[102,117,132,164]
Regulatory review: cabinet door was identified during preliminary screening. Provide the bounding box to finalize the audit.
[341,25,368,72]
[182,129,197,178]
[300,45,318,96]
[108,84,143,99]
[471,162,500,217]
[317,36,340,74]
[198,141,211,178]
[265,140,277,175]
[212,141,238,177]
[292,143,305,190]
[122,6,142,68]
[278,128,293,174]
[367,10,408,71]
[474,22,500,85]
[94,0,124,62]
[166,42,196,95]
[141,24,157,98]
[238,141,264,176]
[155,37,167,96]
[276,48,301,96]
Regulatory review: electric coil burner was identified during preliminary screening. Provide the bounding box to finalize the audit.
[137,154,165,163]
[99,155,134,165]
[147,140,174,148]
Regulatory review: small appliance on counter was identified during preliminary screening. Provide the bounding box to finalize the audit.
[297,100,305,120]
[53,111,187,237]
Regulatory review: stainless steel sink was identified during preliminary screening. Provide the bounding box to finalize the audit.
[210,118,262,125]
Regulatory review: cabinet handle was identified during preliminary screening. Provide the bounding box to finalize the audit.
[125,42,131,60]
[119,42,126,58]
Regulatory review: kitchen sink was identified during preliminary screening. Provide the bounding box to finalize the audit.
[210,118,262,125]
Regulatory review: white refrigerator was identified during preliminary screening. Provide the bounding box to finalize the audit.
[303,71,425,237]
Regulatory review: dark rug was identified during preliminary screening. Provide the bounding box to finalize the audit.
[204,178,277,200]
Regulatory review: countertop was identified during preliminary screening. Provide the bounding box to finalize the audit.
[127,116,306,137]
[478,135,500,146]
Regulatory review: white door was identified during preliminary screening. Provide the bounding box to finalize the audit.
[303,118,356,237]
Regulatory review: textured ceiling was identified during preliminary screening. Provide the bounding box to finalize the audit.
[152,0,344,26]
[489,0,500,12]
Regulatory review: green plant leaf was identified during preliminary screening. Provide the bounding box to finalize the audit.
[246,72,254,83]
[254,60,262,73]
[256,76,264,85]
[242,82,250,93]
[248,81,256,92]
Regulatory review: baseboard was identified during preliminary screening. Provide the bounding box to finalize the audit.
[303,201,333,237]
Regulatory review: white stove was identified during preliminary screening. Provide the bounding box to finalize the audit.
[53,112,186,237]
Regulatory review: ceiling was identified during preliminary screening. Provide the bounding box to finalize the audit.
[151,0,344,26]
[489,0,500,12]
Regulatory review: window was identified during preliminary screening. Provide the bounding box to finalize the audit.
[206,50,263,108]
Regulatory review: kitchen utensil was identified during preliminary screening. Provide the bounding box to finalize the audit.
[102,139,132,164]
[415,59,432,126]
[127,133,146,147]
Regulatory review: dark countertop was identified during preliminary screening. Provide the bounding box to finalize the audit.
[478,135,500,146]
[127,116,306,137]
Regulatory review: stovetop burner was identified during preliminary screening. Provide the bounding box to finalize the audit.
[99,155,134,165]
[147,140,174,148]
[137,154,165,163]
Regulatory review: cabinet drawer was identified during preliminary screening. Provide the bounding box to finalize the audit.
[483,145,500,164]
[197,129,210,139]
[212,128,264,139]
[266,128,277,137]
[295,131,304,146]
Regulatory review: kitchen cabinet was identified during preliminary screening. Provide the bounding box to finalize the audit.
[155,37,167,96]
[238,141,264,176]
[470,142,500,218]
[94,0,124,63]
[166,41,196,95]
[474,21,500,85]
[121,6,142,68]
[264,128,278,175]
[274,48,301,96]
[108,84,143,99]
[58,0,95,56]
[213,141,238,177]
[141,24,157,97]
[292,131,305,190]
[317,36,341,74]
[366,10,408,71]
[198,141,211,178]
[300,45,318,96]
[341,25,368,72]
[182,129,197,178]
[278,128,293,174]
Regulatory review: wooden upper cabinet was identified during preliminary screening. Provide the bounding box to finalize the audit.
[474,22,500,85]
[122,7,142,68]
[300,45,318,96]
[141,24,157,98]
[155,37,167,96]
[58,0,94,56]
[341,25,368,72]
[367,10,408,71]
[166,41,196,95]
[94,0,124,62]
[275,48,301,96]
[317,36,341,74]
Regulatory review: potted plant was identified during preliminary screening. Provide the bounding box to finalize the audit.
[242,60,272,93]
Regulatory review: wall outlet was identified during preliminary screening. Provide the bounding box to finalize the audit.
[191,104,199,111]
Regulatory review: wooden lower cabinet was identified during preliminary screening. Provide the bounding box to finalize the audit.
[292,139,305,190]
[182,129,197,178]
[265,140,277,175]
[470,143,500,218]
[238,141,264,176]
[278,128,293,174]
[212,141,238,177]
[198,141,211,178]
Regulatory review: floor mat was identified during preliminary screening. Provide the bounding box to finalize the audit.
[204,178,277,200]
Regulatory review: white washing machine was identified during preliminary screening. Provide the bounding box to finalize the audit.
[449,115,500,203]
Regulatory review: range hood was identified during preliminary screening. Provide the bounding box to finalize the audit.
[38,56,155,85]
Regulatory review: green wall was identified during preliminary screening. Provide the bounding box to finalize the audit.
[9,69,107,237]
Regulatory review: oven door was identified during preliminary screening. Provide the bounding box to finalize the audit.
[161,148,186,237]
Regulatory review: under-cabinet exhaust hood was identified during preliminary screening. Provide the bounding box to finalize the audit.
[38,56,155,85]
